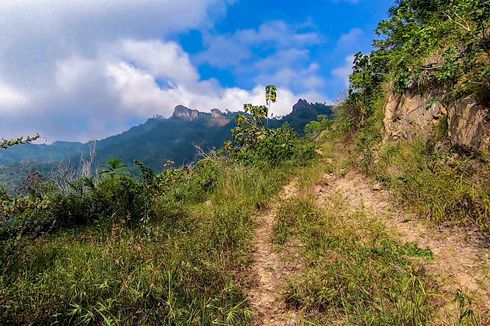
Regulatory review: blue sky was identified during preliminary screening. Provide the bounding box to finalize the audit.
[185,0,392,94]
[0,0,394,142]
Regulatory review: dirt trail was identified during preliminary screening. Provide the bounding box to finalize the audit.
[248,181,300,326]
[315,171,490,317]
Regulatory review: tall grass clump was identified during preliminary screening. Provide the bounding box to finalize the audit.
[274,196,436,324]
[376,141,490,233]
[0,158,294,324]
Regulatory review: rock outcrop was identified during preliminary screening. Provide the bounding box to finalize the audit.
[171,105,231,127]
[383,92,489,152]
[172,105,202,121]
[447,98,490,151]
[209,109,231,127]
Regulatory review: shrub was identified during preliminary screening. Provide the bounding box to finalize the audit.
[341,0,490,131]
[304,115,334,139]
[225,86,315,166]
[97,175,152,224]
[0,161,157,257]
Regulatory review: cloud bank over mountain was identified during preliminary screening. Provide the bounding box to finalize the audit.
[0,0,390,141]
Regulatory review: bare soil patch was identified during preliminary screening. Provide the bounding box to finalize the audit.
[315,171,490,320]
[248,181,301,326]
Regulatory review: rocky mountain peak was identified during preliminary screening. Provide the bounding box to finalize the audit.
[172,105,201,121]
[292,99,310,113]
[210,108,223,118]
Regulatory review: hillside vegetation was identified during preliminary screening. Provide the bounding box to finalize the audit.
[1,0,490,324]
[337,0,490,233]
[0,89,318,324]
[0,100,332,194]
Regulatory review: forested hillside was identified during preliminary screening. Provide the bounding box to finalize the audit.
[0,100,332,194]
[1,0,489,325]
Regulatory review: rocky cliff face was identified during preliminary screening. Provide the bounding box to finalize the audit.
[447,98,490,151]
[383,91,489,152]
[209,108,231,127]
[172,105,202,121]
[171,105,231,127]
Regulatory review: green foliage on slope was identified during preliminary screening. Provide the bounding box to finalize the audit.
[0,160,293,324]
[0,101,333,194]
[0,86,318,324]
[344,0,489,129]
[224,101,315,166]
[326,0,490,232]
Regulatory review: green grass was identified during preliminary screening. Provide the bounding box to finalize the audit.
[316,115,490,235]
[0,163,292,325]
[375,141,490,233]
[273,195,437,325]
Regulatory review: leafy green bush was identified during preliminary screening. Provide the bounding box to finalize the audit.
[229,124,314,166]
[225,86,315,166]
[1,156,226,258]
[343,0,490,129]
[176,159,220,202]
[154,159,220,205]
[304,115,334,138]
[97,175,152,224]
[1,163,155,256]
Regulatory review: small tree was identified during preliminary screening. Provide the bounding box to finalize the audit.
[228,86,277,153]
[265,85,277,125]
[265,85,277,109]
[98,158,129,178]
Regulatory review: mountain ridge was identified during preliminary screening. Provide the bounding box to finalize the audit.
[0,99,332,165]
[0,100,333,193]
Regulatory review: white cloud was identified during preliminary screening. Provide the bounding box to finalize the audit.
[197,21,321,70]
[196,20,325,96]
[0,0,228,141]
[0,3,327,142]
[253,49,310,73]
[255,62,326,92]
[1,36,326,141]
[55,57,98,93]
[332,54,355,88]
[321,28,365,99]
[0,82,29,113]
[0,0,229,87]
[335,28,364,53]
[105,40,326,118]
[116,40,200,85]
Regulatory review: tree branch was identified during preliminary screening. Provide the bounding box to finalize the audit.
[1,134,40,149]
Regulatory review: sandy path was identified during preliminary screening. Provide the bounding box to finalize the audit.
[315,171,490,320]
[248,181,300,326]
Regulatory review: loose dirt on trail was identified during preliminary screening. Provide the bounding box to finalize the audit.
[248,180,300,326]
[315,171,490,319]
